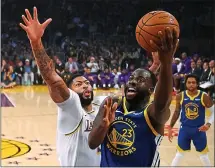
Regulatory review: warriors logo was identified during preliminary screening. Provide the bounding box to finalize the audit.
[106,117,137,156]
[185,103,199,120]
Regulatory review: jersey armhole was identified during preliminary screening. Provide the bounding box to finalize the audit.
[144,104,159,136]
[201,92,206,107]
[180,91,184,105]
[65,117,83,136]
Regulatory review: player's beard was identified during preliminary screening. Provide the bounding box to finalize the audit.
[78,91,94,107]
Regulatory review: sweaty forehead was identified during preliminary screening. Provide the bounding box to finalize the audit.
[132,69,152,78]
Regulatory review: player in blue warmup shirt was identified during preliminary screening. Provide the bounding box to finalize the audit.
[88,27,179,167]
[168,74,214,167]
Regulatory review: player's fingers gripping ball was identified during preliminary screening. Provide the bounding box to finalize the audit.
[136,11,180,52]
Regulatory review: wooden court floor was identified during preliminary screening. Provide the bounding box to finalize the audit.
[1,86,214,167]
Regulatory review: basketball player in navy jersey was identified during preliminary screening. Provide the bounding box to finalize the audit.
[168,74,214,167]
[88,28,179,167]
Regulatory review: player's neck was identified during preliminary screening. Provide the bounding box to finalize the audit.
[187,89,198,96]
[83,103,93,112]
[126,98,149,111]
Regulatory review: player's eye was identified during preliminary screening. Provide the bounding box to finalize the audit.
[76,83,82,87]
[85,81,90,85]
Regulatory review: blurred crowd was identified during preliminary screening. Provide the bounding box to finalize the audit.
[1,0,214,100]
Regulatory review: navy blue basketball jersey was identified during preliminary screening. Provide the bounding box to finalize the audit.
[100,97,163,167]
[180,90,206,127]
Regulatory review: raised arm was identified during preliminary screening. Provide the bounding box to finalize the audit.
[19,7,69,103]
[148,27,179,125]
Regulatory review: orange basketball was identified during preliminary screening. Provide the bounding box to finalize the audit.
[135,11,180,52]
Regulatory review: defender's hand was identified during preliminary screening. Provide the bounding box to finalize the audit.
[19,7,52,43]
[150,27,179,65]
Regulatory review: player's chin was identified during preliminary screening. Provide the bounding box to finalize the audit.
[125,92,137,100]
[188,87,195,91]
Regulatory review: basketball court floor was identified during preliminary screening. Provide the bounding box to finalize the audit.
[1,86,214,167]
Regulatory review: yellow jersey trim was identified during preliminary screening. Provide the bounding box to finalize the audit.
[201,92,206,107]
[87,110,95,114]
[180,91,184,105]
[186,90,200,100]
[144,105,159,136]
[198,145,209,154]
[65,117,83,136]
[122,97,135,115]
[176,145,191,153]
[118,96,122,105]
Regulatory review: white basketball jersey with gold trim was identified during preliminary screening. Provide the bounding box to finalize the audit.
[56,89,101,166]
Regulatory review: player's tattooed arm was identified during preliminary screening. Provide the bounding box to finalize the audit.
[88,96,119,149]
[19,7,69,103]
[31,41,69,103]
[170,93,181,128]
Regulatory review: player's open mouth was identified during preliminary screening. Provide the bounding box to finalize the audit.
[128,88,137,92]
[126,88,137,96]
[83,90,91,97]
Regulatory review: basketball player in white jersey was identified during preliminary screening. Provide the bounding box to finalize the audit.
[19,7,101,166]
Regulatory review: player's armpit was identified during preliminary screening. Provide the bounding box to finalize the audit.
[202,92,214,108]
[31,40,69,103]
[88,96,120,149]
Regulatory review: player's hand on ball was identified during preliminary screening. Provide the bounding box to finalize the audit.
[168,126,174,142]
[198,124,210,132]
[102,97,118,128]
[19,7,52,43]
[150,27,179,64]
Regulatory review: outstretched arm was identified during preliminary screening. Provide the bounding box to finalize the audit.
[148,27,179,125]
[20,7,69,103]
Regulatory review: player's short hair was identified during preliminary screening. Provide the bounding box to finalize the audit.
[134,68,157,88]
[66,73,83,87]
[184,74,199,84]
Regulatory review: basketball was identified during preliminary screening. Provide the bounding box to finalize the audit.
[136,11,180,52]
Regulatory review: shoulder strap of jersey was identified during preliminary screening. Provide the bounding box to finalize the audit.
[200,90,206,107]
[180,91,185,105]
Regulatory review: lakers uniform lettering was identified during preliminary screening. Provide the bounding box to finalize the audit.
[101,97,163,167]
[84,119,101,155]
